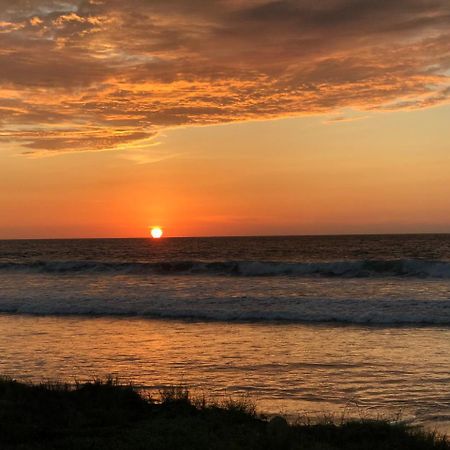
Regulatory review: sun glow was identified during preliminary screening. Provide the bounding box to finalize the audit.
[150,227,163,239]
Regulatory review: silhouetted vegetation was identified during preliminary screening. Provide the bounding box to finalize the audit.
[0,376,448,450]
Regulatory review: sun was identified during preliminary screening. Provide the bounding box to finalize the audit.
[150,227,163,239]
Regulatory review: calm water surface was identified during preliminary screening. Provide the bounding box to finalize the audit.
[1,316,449,432]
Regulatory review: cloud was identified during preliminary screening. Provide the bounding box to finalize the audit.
[0,0,449,154]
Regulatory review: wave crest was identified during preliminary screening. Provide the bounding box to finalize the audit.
[2,259,450,278]
[1,296,450,325]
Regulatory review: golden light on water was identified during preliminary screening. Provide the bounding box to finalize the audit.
[150,227,163,239]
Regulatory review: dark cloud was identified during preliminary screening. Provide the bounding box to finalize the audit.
[0,0,449,154]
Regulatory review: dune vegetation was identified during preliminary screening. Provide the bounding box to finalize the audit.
[0,376,448,450]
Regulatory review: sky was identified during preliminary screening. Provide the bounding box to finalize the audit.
[0,0,449,238]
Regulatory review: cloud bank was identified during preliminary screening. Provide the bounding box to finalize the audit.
[0,0,449,153]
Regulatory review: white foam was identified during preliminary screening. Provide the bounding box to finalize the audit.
[1,293,449,325]
[2,258,450,278]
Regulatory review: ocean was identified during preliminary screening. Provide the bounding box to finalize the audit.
[1,235,450,431]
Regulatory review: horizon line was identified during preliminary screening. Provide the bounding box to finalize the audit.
[1,231,450,241]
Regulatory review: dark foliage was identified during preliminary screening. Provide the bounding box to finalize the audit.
[0,377,447,450]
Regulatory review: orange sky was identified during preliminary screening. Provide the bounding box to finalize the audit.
[0,0,449,238]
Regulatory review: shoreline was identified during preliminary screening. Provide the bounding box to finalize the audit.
[2,313,449,436]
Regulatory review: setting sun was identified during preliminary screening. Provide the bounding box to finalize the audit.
[150,227,163,239]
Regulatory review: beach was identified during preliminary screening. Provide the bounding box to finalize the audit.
[1,235,450,435]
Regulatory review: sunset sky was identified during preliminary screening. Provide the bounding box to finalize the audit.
[1,0,449,238]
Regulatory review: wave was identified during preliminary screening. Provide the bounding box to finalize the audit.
[2,259,450,278]
[1,296,450,325]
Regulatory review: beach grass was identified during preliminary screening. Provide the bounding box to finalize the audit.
[0,376,448,450]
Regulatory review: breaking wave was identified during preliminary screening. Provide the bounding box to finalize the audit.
[2,259,450,278]
[1,295,450,325]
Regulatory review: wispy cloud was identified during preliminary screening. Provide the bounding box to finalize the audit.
[0,0,449,154]
[323,114,370,124]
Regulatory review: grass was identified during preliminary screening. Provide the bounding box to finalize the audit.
[0,376,448,450]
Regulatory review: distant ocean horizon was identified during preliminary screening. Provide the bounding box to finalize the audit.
[5,231,450,240]
[1,234,450,432]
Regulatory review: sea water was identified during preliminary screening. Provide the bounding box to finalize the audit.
[0,235,449,431]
